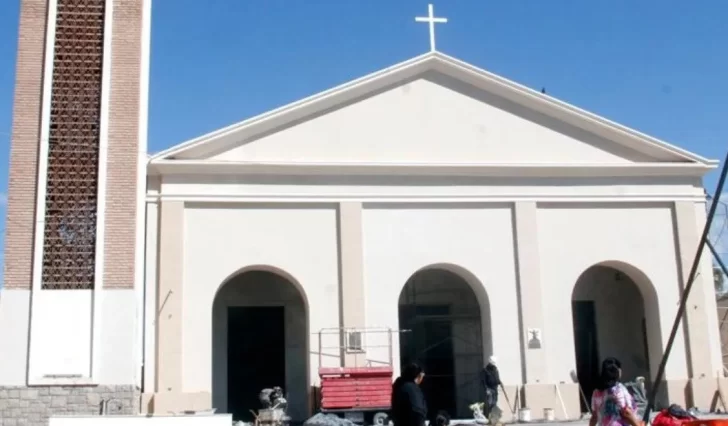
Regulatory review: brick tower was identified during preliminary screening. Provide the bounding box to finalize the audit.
[0,0,150,421]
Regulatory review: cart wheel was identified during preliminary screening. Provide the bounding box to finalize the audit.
[372,412,389,426]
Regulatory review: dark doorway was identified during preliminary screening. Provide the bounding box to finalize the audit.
[399,304,456,419]
[572,301,599,412]
[228,306,286,421]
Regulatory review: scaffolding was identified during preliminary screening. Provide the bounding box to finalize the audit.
[717,305,728,375]
[399,269,486,419]
[709,194,728,375]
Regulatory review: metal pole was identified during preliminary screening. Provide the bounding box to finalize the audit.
[318,329,323,368]
[643,151,728,422]
[388,328,393,366]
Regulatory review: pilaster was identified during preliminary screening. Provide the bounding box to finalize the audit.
[513,202,548,382]
[673,201,722,408]
[513,202,556,415]
[155,200,185,393]
[337,202,366,367]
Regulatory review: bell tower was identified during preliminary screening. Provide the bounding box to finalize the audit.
[1,0,151,419]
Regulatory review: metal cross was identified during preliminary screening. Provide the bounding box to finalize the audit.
[415,4,448,52]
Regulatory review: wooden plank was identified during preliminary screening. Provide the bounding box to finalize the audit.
[322,386,390,391]
[322,379,392,386]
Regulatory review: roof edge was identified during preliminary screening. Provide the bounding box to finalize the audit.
[148,159,715,179]
[433,52,716,166]
[149,51,437,162]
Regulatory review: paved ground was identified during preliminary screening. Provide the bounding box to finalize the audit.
[450,420,589,426]
[449,413,728,426]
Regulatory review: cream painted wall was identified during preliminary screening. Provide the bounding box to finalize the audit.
[361,204,523,385]
[180,203,340,404]
[537,204,690,383]
[211,73,654,164]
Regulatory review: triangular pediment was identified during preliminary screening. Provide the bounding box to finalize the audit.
[197,73,667,165]
[149,52,716,175]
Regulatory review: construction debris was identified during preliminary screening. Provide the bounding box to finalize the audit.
[304,413,357,426]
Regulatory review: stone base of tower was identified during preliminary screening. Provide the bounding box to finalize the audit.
[0,385,140,425]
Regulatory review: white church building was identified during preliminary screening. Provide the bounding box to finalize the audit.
[142,50,726,421]
[0,1,725,423]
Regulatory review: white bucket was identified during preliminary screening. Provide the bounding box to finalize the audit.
[518,408,531,422]
[543,408,555,422]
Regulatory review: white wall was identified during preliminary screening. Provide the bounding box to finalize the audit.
[159,174,703,203]
[181,203,340,401]
[537,203,689,383]
[143,199,159,392]
[0,288,138,386]
[211,74,653,164]
[361,203,523,384]
[23,288,139,385]
[28,290,94,380]
[95,290,140,384]
[0,289,31,385]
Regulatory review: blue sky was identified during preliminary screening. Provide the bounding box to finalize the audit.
[0,1,727,284]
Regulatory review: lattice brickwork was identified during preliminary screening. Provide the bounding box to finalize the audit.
[41,0,106,290]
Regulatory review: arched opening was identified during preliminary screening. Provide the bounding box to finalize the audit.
[398,266,491,419]
[571,262,662,411]
[212,268,309,422]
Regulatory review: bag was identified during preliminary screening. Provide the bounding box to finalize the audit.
[652,407,694,426]
[433,410,451,426]
[623,381,647,418]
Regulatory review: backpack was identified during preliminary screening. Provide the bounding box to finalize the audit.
[652,406,696,426]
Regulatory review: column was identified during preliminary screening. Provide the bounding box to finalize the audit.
[151,200,210,412]
[672,201,724,408]
[337,202,367,367]
[514,202,579,419]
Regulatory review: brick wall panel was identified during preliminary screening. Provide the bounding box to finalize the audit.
[3,0,49,290]
[103,0,143,289]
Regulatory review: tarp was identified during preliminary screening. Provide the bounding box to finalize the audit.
[624,381,648,418]
[304,413,357,426]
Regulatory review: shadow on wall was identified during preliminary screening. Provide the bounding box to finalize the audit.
[571,261,663,407]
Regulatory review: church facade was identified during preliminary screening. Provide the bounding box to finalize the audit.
[0,0,725,424]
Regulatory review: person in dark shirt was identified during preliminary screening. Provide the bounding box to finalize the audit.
[480,356,502,418]
[391,363,427,426]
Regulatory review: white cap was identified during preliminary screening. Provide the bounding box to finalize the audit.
[489,356,498,365]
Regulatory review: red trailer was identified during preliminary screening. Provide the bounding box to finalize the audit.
[317,328,396,426]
